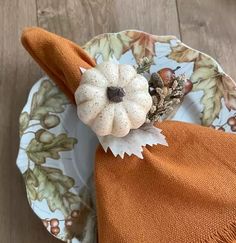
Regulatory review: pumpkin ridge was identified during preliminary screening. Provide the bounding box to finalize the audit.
[123,103,136,127]
[90,103,115,135]
[125,90,149,96]
[75,85,107,107]
[123,100,147,128]
[126,97,148,110]
[93,68,108,85]
[111,104,131,137]
[118,64,137,88]
[124,75,149,93]
[77,98,108,125]
[106,104,116,134]
[110,104,116,135]
[78,83,105,92]
[82,68,109,87]
[96,62,119,87]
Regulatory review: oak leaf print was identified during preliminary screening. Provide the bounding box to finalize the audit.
[33,165,80,216]
[26,130,77,164]
[30,79,69,120]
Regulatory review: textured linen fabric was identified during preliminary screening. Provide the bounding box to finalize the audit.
[96,121,236,242]
[22,28,236,242]
[21,27,96,103]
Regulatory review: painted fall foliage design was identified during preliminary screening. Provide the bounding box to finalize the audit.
[84,31,236,126]
[19,78,94,242]
[83,31,175,62]
[17,30,236,243]
[168,43,236,126]
[20,80,80,212]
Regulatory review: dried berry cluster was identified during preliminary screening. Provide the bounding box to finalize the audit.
[42,210,80,236]
[227,116,236,131]
[146,72,185,123]
[211,115,236,132]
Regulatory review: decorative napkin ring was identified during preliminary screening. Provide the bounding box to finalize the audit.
[74,58,188,158]
[21,27,189,159]
[75,62,152,137]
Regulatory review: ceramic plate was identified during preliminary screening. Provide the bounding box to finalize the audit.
[16,30,236,243]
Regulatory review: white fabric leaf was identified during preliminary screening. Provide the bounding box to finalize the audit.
[80,67,87,74]
[98,123,168,159]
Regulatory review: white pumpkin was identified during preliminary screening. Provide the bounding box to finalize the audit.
[75,62,152,137]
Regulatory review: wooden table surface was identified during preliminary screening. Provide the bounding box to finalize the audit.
[0,0,236,242]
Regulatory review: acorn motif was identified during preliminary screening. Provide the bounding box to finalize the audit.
[35,129,55,144]
[227,116,236,132]
[41,114,60,129]
[149,73,164,89]
[50,226,60,236]
[227,116,236,126]
[157,66,181,87]
[183,79,193,95]
[50,218,59,227]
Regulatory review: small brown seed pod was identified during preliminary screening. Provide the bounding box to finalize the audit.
[150,73,164,88]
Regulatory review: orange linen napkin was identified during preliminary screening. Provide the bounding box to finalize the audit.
[21,27,96,103]
[96,120,236,242]
[22,28,236,242]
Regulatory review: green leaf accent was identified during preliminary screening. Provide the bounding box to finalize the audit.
[19,112,30,136]
[30,79,69,120]
[83,32,132,61]
[33,165,80,216]
[26,130,77,164]
[191,66,223,126]
[23,168,39,203]
[168,43,199,63]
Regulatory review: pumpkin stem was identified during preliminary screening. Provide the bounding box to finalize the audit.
[107,86,125,103]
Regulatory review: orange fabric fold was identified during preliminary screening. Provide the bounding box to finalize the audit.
[95,121,236,242]
[21,27,96,103]
[21,28,236,242]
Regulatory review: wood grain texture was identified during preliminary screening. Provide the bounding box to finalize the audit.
[177,0,236,80]
[0,0,58,242]
[0,0,236,242]
[36,0,180,44]
[0,0,179,242]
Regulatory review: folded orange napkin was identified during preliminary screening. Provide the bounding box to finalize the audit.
[21,27,96,103]
[22,28,236,242]
[96,120,236,242]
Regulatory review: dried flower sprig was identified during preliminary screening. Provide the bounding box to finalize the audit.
[134,57,153,74]
[146,72,185,123]
[134,57,186,123]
